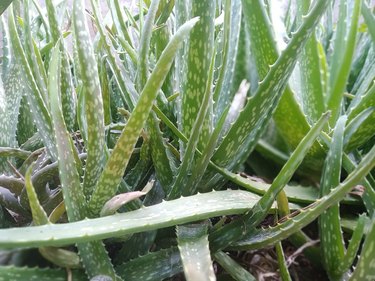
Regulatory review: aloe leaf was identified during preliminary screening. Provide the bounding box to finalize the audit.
[116,247,182,280]
[231,144,375,251]
[349,214,375,281]
[0,16,11,80]
[25,164,81,269]
[0,64,25,174]
[209,112,330,251]
[212,0,330,174]
[296,0,325,123]
[0,190,262,248]
[8,6,57,161]
[236,0,325,168]
[319,115,346,280]
[180,0,215,153]
[0,175,24,196]
[73,0,106,198]
[214,251,256,281]
[177,222,215,281]
[168,51,215,199]
[90,0,138,111]
[23,0,48,103]
[45,0,76,131]
[327,0,362,124]
[337,214,366,276]
[0,147,31,159]
[344,106,375,151]
[0,1,13,16]
[190,106,230,193]
[24,164,49,226]
[148,113,175,192]
[87,17,199,217]
[0,266,86,281]
[0,187,29,218]
[48,44,117,279]
[17,96,37,146]
[136,0,160,90]
[361,2,375,43]
[213,0,242,121]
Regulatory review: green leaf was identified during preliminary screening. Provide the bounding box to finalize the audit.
[180,0,216,152]
[349,214,375,281]
[73,0,106,198]
[337,214,366,275]
[319,115,347,280]
[48,43,117,280]
[209,112,330,251]
[0,190,263,248]
[87,17,199,217]
[116,247,182,280]
[327,0,362,124]
[214,251,256,281]
[211,0,330,175]
[168,50,215,199]
[296,0,325,123]
[361,2,375,43]
[231,144,375,251]
[8,6,57,161]
[0,266,86,281]
[177,222,215,281]
[0,0,13,16]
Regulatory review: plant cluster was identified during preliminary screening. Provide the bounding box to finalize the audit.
[0,0,374,280]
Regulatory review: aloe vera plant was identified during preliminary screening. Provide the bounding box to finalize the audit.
[0,0,375,280]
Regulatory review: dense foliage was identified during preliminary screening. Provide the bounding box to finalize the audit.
[0,0,374,280]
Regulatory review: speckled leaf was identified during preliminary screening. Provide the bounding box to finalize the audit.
[349,214,375,281]
[319,116,346,280]
[0,64,24,174]
[211,0,330,173]
[48,45,117,279]
[0,16,10,80]
[0,190,262,248]
[45,0,76,131]
[213,0,242,121]
[177,223,216,281]
[237,0,325,170]
[90,0,138,110]
[148,113,175,192]
[180,0,215,152]
[337,214,366,276]
[327,0,362,124]
[8,7,57,161]
[209,112,330,251]
[136,0,160,90]
[296,0,325,123]
[0,266,86,281]
[230,144,375,251]
[87,18,199,217]
[73,0,106,198]
[168,51,215,199]
[17,95,36,146]
[116,247,182,280]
